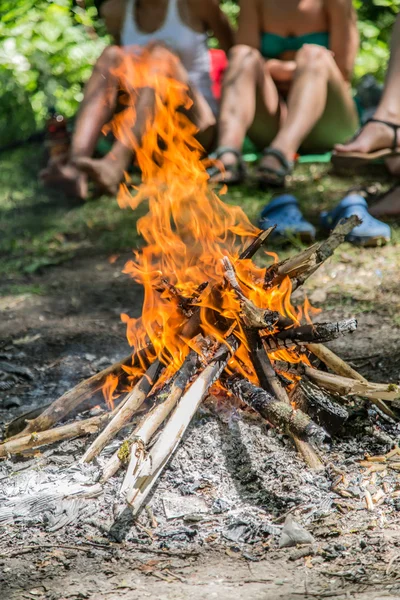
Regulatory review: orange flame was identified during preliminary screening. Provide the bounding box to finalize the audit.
[102,46,312,393]
[102,373,119,411]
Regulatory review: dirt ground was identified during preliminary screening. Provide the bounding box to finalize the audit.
[1,241,400,599]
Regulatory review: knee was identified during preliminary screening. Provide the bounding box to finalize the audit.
[228,44,263,71]
[99,45,124,69]
[296,44,332,73]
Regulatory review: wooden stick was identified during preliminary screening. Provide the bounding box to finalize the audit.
[265,216,361,290]
[13,352,149,439]
[125,336,239,514]
[239,226,276,260]
[224,376,326,444]
[80,361,162,464]
[0,411,118,459]
[304,366,400,402]
[305,343,397,420]
[101,349,200,484]
[263,319,357,350]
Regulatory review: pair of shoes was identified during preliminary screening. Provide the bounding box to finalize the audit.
[259,194,391,246]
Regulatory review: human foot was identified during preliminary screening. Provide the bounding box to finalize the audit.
[39,162,88,200]
[256,147,295,188]
[73,156,123,196]
[369,185,400,218]
[334,118,400,157]
[207,147,245,184]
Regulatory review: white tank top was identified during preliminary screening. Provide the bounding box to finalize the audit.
[121,0,217,114]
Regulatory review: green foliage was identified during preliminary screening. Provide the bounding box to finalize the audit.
[0,0,108,145]
[353,0,397,82]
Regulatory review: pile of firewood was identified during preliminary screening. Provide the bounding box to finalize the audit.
[2,215,400,517]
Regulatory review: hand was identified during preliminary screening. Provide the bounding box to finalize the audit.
[267,59,297,83]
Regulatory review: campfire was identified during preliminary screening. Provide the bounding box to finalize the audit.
[2,50,400,520]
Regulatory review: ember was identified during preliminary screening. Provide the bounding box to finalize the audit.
[2,50,400,520]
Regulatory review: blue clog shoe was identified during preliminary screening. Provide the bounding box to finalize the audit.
[320,194,391,247]
[259,195,316,242]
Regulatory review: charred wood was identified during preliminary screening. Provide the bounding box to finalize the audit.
[224,376,327,445]
[290,379,348,435]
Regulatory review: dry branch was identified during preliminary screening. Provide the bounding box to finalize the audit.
[13,352,149,439]
[101,349,200,484]
[124,336,239,514]
[80,360,162,464]
[305,343,396,420]
[304,367,400,402]
[224,376,326,444]
[0,411,117,458]
[265,216,361,290]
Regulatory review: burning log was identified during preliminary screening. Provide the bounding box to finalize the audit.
[224,376,326,444]
[305,343,396,420]
[262,319,357,350]
[265,216,361,290]
[222,256,324,470]
[124,336,239,514]
[0,411,117,459]
[303,367,400,402]
[80,360,162,464]
[101,348,201,484]
[222,256,290,331]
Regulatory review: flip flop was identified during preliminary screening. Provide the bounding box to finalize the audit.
[320,194,391,247]
[332,118,400,170]
[259,194,316,243]
[206,146,246,185]
[256,147,294,188]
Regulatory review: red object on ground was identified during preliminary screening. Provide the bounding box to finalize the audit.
[209,49,228,101]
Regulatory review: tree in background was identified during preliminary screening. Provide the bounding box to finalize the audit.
[0,0,398,146]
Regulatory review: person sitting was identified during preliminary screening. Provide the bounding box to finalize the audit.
[333,13,400,219]
[40,0,233,199]
[209,0,359,187]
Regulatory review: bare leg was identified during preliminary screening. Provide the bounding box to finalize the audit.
[210,44,280,180]
[40,45,124,199]
[75,44,217,193]
[260,45,358,174]
[335,14,400,162]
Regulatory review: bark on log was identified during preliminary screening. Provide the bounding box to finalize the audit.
[225,376,326,444]
[101,348,201,484]
[125,336,239,514]
[80,360,163,464]
[262,319,357,351]
[265,216,361,290]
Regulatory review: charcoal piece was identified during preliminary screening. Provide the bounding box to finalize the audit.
[0,361,34,380]
[279,515,315,548]
[291,379,348,436]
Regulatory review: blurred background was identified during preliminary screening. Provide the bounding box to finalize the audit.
[0,0,399,148]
